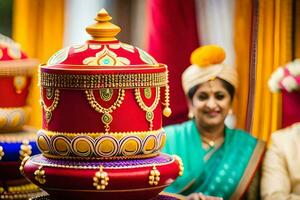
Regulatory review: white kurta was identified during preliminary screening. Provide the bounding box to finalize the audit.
[261,123,300,200]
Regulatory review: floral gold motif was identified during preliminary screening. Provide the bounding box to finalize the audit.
[46,88,54,99]
[83,46,130,66]
[135,87,160,130]
[99,88,113,101]
[149,166,160,186]
[93,165,109,190]
[34,166,46,184]
[19,140,32,160]
[144,87,152,99]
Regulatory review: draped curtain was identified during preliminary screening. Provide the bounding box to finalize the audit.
[147,0,199,125]
[12,0,65,128]
[250,0,292,141]
[233,0,252,130]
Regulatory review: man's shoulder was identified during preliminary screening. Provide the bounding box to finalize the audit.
[271,123,300,143]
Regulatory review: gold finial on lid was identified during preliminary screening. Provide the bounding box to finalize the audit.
[86,9,121,41]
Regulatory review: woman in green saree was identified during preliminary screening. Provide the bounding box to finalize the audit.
[162,45,265,200]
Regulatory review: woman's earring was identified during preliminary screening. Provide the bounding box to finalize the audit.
[225,109,236,128]
[188,110,194,119]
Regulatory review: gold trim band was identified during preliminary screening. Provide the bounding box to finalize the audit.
[0,59,38,76]
[39,71,167,89]
[230,140,266,199]
[37,128,166,159]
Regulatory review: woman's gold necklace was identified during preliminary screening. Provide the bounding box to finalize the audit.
[201,135,224,149]
[201,136,216,148]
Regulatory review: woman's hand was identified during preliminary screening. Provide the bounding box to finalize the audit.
[186,192,223,200]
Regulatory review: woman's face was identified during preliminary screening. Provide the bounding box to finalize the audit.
[190,78,232,129]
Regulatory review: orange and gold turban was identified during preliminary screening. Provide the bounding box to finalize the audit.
[182,45,238,94]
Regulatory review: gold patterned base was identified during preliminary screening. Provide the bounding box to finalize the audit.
[0,107,31,132]
[37,129,166,159]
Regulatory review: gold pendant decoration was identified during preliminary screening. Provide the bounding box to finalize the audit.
[40,89,60,124]
[34,166,46,184]
[149,166,160,186]
[45,111,52,123]
[19,140,32,161]
[162,70,172,117]
[0,146,4,160]
[100,88,113,101]
[93,165,109,190]
[146,111,154,122]
[144,87,152,99]
[46,88,54,100]
[13,76,27,94]
[135,87,160,130]
[102,112,113,127]
[85,89,125,133]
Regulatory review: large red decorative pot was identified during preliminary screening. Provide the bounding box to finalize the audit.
[0,34,38,132]
[0,34,42,199]
[22,9,183,200]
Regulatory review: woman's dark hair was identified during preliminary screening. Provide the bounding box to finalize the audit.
[187,78,235,101]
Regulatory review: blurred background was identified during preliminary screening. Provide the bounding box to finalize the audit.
[1,0,299,142]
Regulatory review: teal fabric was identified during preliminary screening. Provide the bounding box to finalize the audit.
[162,120,258,199]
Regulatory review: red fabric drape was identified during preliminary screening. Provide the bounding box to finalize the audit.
[147,0,200,125]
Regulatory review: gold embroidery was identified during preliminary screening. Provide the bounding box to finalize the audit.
[144,87,152,99]
[83,46,130,66]
[39,72,167,89]
[46,88,54,100]
[40,89,60,123]
[99,88,113,101]
[85,89,125,132]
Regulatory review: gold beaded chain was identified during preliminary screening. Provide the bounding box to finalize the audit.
[85,89,125,133]
[162,70,172,117]
[40,88,60,123]
[134,87,160,130]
